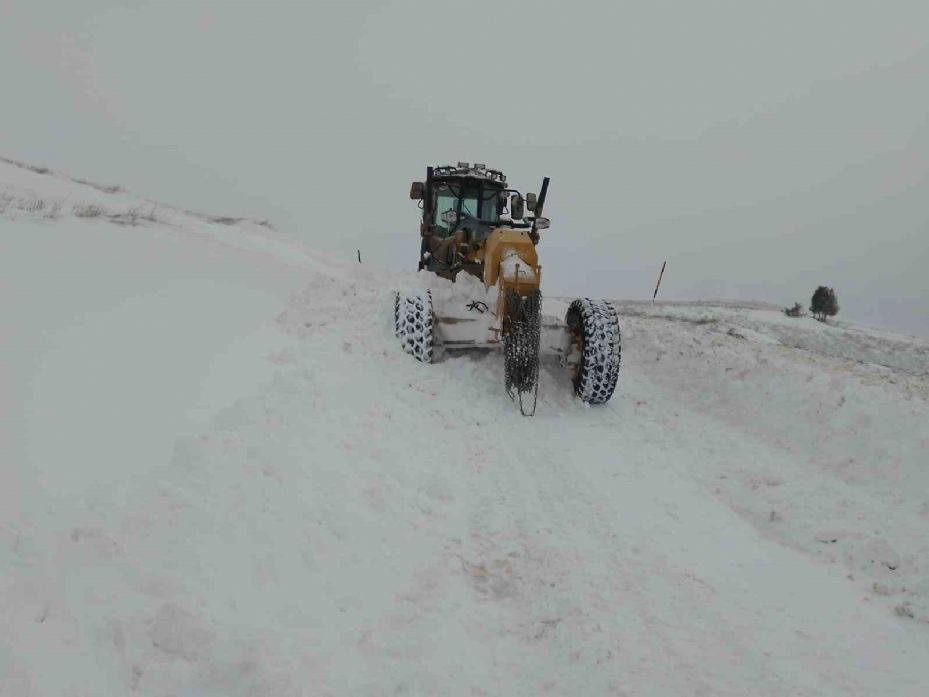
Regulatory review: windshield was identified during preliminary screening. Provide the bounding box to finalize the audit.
[433,183,500,234]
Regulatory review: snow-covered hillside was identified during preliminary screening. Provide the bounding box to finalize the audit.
[3,159,928,696]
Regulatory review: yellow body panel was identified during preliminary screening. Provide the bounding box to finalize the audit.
[481,228,542,317]
[482,228,540,290]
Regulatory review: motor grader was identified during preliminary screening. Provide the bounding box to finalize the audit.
[395,162,620,414]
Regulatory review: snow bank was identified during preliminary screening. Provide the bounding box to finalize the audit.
[619,301,929,625]
[618,300,929,376]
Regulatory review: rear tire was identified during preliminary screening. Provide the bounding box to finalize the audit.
[566,298,621,404]
[395,290,435,363]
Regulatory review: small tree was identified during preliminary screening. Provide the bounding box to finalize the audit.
[784,302,803,317]
[825,287,839,319]
[810,286,839,322]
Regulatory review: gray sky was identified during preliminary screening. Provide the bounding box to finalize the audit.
[3,0,927,335]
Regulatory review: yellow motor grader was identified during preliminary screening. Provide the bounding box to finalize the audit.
[395,162,620,414]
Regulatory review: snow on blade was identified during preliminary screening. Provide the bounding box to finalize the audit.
[500,250,537,283]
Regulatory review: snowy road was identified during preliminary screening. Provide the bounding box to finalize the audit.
[293,287,928,695]
[3,162,928,695]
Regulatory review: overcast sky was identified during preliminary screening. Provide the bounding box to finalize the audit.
[2,0,927,335]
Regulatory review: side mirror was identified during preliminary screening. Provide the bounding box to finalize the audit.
[409,181,425,200]
[526,193,537,212]
[510,194,525,220]
[533,217,550,230]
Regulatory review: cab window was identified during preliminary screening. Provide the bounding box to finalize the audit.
[433,184,499,234]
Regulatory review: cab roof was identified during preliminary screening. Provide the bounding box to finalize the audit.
[433,162,506,186]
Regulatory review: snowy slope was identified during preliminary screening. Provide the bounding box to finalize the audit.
[3,160,929,696]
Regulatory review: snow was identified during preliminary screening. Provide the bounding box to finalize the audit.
[500,250,537,283]
[3,160,929,695]
[616,299,929,376]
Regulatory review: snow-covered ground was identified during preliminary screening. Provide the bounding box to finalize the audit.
[3,160,928,696]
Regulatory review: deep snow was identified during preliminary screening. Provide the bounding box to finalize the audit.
[2,160,928,695]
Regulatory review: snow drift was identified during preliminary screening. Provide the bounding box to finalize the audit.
[2,159,928,696]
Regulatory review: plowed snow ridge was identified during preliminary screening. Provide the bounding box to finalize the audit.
[3,160,928,696]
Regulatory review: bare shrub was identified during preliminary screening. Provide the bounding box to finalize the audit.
[108,207,138,225]
[74,177,122,194]
[43,200,65,220]
[0,192,14,215]
[0,192,64,220]
[214,216,276,230]
[209,215,243,226]
[17,197,46,213]
[0,156,50,175]
[105,204,160,226]
[140,205,159,222]
[74,203,106,218]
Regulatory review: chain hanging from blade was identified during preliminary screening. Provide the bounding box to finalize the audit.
[502,288,542,416]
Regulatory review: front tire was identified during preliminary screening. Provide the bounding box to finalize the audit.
[566,298,621,404]
[395,290,435,363]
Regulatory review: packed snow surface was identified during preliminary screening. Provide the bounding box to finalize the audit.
[3,159,929,695]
